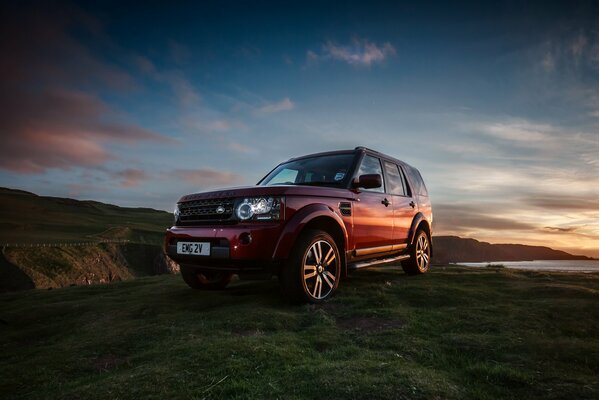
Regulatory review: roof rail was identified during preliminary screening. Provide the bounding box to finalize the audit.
[354,146,381,154]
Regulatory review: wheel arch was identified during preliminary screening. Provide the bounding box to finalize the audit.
[272,204,348,274]
[408,213,433,257]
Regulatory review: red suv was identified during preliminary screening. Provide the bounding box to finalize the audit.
[165,147,433,303]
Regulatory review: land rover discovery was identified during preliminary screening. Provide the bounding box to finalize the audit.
[165,147,433,303]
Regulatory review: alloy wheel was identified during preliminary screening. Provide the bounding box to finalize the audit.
[415,233,430,272]
[303,240,338,300]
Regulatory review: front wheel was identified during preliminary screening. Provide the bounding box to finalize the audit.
[401,229,431,275]
[280,229,341,303]
[180,265,233,290]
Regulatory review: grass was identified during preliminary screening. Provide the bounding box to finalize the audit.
[1,265,598,399]
[0,187,172,246]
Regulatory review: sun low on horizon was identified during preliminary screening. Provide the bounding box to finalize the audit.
[1,1,598,257]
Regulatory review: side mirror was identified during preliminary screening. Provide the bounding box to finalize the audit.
[352,174,382,189]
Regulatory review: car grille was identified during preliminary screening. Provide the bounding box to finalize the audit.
[178,198,235,225]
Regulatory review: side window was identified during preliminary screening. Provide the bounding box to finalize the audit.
[415,169,429,196]
[404,166,428,197]
[383,161,405,196]
[399,167,411,196]
[356,155,384,193]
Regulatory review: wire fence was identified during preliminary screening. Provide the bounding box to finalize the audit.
[2,239,131,250]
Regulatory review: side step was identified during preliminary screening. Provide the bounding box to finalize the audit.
[348,254,410,271]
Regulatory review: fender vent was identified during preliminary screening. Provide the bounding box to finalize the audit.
[339,202,352,216]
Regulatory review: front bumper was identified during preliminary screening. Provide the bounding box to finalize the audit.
[165,224,283,273]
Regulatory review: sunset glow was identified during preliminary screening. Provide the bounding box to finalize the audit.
[1,2,598,256]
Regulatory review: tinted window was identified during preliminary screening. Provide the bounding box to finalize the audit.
[260,154,354,188]
[356,155,384,193]
[405,166,428,197]
[415,169,429,196]
[383,161,405,195]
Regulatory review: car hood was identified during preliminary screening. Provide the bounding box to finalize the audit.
[178,185,355,203]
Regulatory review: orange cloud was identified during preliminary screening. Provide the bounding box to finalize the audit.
[112,169,149,188]
[167,169,243,187]
[0,89,173,174]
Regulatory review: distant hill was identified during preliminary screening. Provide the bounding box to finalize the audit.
[433,236,593,263]
[0,187,172,246]
[0,187,176,292]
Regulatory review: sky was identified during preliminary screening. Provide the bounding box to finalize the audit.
[1,1,599,257]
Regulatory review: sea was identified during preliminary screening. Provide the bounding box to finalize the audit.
[453,260,599,273]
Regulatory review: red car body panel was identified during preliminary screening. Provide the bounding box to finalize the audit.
[165,147,432,276]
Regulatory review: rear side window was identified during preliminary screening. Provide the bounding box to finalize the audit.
[383,161,406,196]
[405,166,428,197]
[356,155,385,193]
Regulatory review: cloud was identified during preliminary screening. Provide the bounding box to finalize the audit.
[540,30,599,73]
[0,5,174,175]
[169,74,201,107]
[544,226,579,233]
[1,5,135,91]
[178,115,245,135]
[227,142,253,154]
[307,38,396,67]
[167,169,243,187]
[256,97,295,114]
[0,89,172,174]
[434,203,537,233]
[473,119,552,142]
[525,196,599,212]
[134,57,201,108]
[111,168,149,188]
[306,50,319,65]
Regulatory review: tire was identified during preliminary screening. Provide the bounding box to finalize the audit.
[401,229,431,275]
[279,229,341,303]
[180,265,233,290]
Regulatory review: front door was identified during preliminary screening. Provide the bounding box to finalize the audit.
[352,155,394,254]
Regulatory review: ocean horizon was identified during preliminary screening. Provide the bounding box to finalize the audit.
[452,260,599,273]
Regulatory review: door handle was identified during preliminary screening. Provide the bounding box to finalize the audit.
[381,198,390,207]
[409,201,416,208]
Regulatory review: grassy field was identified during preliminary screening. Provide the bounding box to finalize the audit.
[0,187,172,246]
[1,265,598,399]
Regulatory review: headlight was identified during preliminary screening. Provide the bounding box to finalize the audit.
[174,204,180,223]
[235,197,283,221]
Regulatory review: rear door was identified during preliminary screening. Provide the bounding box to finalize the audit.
[351,154,394,254]
[383,161,417,246]
[404,165,432,223]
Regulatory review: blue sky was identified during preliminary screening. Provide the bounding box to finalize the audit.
[1,1,598,256]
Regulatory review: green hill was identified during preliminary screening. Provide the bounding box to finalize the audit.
[1,266,598,399]
[0,187,172,246]
[0,188,175,292]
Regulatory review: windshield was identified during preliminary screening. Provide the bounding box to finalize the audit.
[260,154,355,188]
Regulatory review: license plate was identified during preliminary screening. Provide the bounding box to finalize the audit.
[176,242,210,256]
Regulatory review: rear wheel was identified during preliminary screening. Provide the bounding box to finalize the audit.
[180,265,233,290]
[401,229,431,275]
[280,229,341,303]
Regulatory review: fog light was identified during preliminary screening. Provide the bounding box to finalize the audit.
[239,232,252,245]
